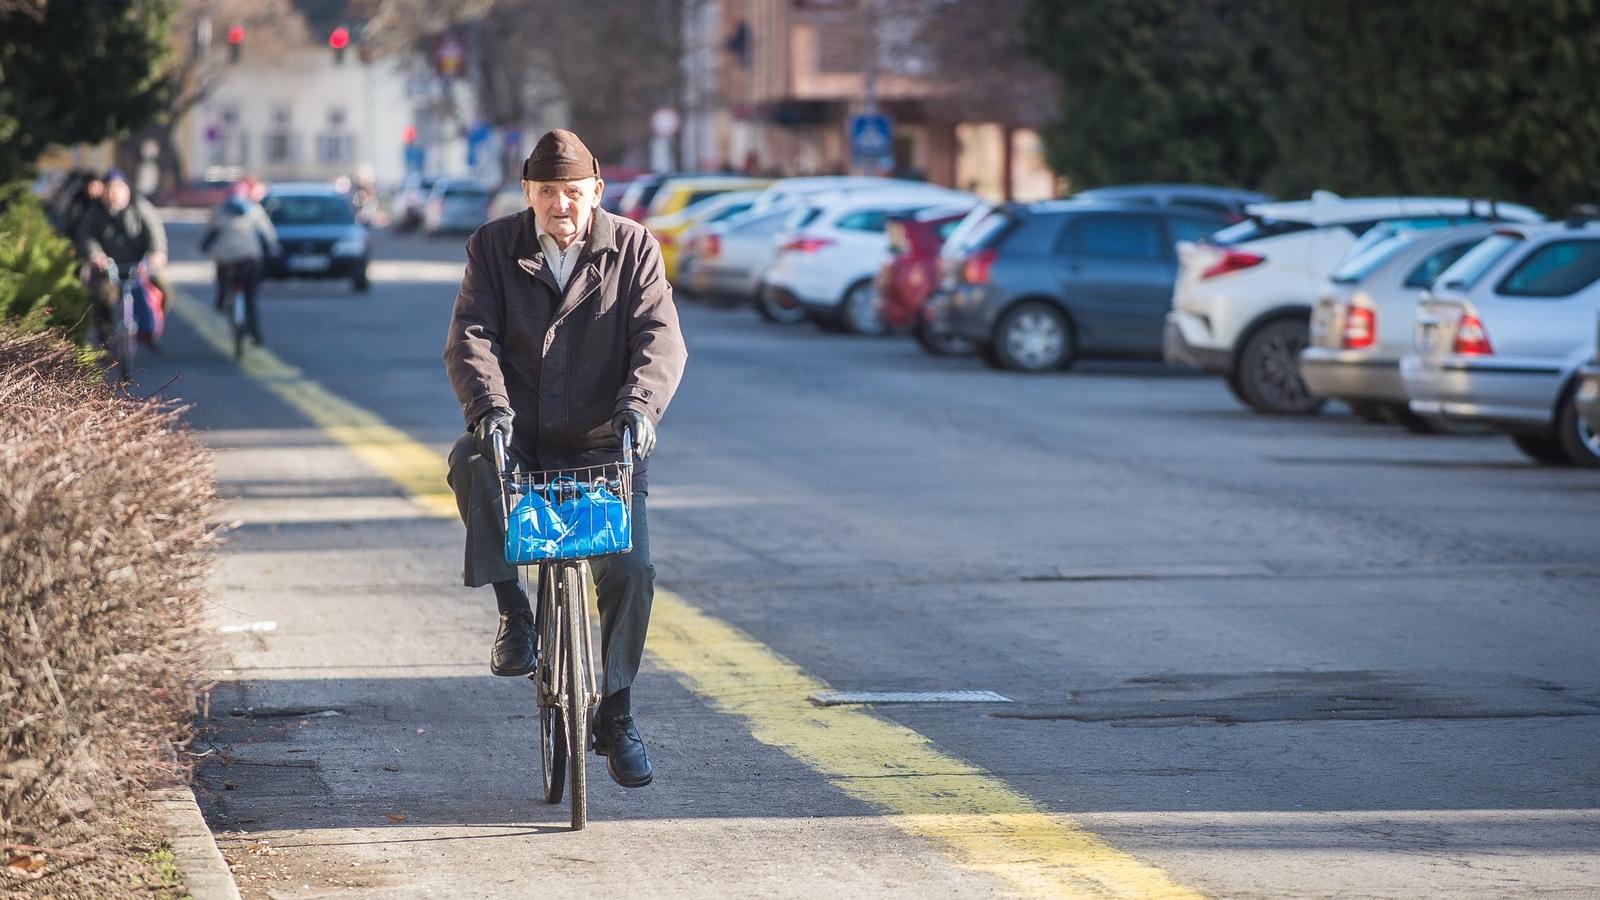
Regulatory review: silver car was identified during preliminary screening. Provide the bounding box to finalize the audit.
[423,178,492,236]
[1301,224,1498,430]
[1401,220,1600,466]
[682,206,794,308]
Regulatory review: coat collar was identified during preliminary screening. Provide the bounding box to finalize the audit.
[510,205,618,263]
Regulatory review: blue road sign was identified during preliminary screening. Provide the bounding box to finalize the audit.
[849,114,893,168]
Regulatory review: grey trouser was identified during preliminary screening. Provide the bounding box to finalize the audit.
[447,433,654,696]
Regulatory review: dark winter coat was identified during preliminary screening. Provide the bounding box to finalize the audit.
[443,207,687,484]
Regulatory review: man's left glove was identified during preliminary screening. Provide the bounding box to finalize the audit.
[612,409,655,460]
[475,407,514,457]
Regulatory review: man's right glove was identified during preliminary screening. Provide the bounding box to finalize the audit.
[475,407,514,457]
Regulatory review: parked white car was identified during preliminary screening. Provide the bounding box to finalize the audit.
[1164,193,1541,414]
[1300,223,1501,429]
[423,177,493,236]
[763,191,978,334]
[1402,219,1600,466]
[746,176,968,216]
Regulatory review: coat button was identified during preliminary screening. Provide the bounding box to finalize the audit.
[539,391,551,401]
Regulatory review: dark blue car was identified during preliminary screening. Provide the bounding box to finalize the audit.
[262,183,370,292]
[942,200,1233,371]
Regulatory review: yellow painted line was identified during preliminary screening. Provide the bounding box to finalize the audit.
[170,295,457,517]
[169,293,1205,898]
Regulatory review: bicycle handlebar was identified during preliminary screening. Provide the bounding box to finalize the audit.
[490,426,635,481]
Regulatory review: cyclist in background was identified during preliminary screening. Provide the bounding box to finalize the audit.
[201,178,280,344]
[76,170,168,346]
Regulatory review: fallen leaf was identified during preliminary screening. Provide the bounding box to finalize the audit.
[383,813,407,823]
[5,852,47,879]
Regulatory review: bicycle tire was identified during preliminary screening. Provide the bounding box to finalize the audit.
[232,289,247,361]
[537,568,566,804]
[563,562,588,830]
[115,298,136,383]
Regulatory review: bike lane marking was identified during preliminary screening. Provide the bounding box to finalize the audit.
[171,295,1205,899]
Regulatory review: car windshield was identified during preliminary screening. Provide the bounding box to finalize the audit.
[264,194,354,226]
[1211,216,1314,245]
[941,208,1010,260]
[1330,233,1417,284]
[1434,232,1522,289]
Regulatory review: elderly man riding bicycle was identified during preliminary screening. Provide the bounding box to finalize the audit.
[444,129,687,788]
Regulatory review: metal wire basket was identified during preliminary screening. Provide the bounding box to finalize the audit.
[493,432,634,563]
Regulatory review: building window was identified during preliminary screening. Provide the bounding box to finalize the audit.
[317,106,354,165]
[265,105,297,164]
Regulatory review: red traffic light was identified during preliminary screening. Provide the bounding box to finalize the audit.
[227,25,244,45]
[401,125,417,144]
[328,26,350,50]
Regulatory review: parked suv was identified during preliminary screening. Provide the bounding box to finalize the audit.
[1165,194,1541,414]
[942,200,1232,370]
[1401,219,1600,466]
[1300,223,1500,429]
[1072,183,1269,221]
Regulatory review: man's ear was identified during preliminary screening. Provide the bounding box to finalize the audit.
[592,178,605,206]
[521,180,536,208]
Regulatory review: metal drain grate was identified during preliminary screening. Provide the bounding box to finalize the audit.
[809,690,1012,706]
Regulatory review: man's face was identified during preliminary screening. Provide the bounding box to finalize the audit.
[104,179,130,211]
[524,177,603,246]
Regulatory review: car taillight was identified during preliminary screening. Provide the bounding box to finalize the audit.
[1453,313,1493,356]
[704,234,720,257]
[1200,249,1266,279]
[961,248,998,284]
[780,235,834,253]
[1342,306,1375,350]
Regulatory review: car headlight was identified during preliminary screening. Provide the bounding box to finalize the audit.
[332,235,366,256]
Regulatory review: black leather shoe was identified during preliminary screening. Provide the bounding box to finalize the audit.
[489,611,536,676]
[593,714,653,787]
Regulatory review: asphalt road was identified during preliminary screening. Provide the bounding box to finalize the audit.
[139,220,1600,899]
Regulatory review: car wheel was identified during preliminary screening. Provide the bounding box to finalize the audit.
[840,280,886,336]
[914,320,975,356]
[352,267,370,293]
[1235,319,1325,414]
[992,302,1074,372]
[1555,390,1600,467]
[757,288,807,325]
[1346,400,1391,424]
[1512,432,1573,466]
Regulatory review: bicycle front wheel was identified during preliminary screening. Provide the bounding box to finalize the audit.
[563,562,589,830]
[536,568,566,804]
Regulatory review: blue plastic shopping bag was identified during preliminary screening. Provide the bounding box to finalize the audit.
[504,489,569,564]
[553,478,631,558]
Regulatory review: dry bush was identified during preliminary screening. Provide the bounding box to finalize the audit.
[0,327,218,885]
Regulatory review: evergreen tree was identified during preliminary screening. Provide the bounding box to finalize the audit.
[0,0,174,184]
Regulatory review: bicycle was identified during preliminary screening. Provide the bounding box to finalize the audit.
[221,261,254,361]
[490,430,635,831]
[100,260,141,383]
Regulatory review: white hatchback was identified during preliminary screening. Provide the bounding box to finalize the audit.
[1164,193,1540,414]
[762,191,977,334]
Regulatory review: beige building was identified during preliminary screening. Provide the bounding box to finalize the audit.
[680,0,1058,201]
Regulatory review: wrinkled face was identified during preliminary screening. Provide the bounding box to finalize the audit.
[104,179,130,211]
[524,177,603,246]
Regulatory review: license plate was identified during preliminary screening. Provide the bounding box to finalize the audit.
[286,254,330,272]
[1418,322,1440,353]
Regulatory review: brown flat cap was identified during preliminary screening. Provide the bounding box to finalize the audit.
[522,128,600,181]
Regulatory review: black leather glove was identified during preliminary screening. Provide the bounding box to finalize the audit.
[612,409,655,460]
[475,407,514,457]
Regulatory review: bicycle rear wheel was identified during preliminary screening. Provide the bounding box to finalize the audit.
[231,289,247,361]
[536,567,566,804]
[563,562,589,830]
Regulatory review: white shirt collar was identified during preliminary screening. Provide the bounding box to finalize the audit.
[532,216,587,289]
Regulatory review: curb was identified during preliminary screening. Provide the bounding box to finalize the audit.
[152,786,242,900]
